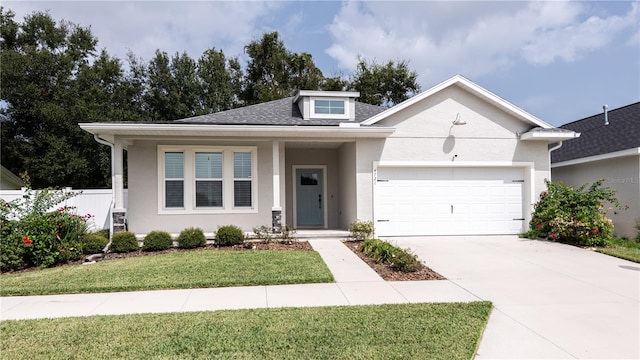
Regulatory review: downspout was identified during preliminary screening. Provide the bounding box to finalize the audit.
[548,141,563,182]
[93,134,115,256]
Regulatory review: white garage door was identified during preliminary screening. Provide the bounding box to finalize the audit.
[374,167,525,236]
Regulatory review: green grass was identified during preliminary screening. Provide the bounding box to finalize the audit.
[0,250,334,296]
[596,238,640,263]
[0,302,492,360]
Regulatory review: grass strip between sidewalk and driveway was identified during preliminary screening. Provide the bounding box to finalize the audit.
[0,250,334,296]
[1,302,492,360]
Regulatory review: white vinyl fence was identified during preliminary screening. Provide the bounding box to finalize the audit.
[0,188,128,231]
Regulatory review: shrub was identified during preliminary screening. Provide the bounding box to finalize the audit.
[280,225,297,245]
[215,225,245,246]
[349,220,374,241]
[142,231,173,251]
[110,231,139,253]
[93,228,110,240]
[359,238,420,273]
[1,187,88,270]
[177,227,206,249]
[82,233,109,254]
[524,179,622,246]
[252,225,273,243]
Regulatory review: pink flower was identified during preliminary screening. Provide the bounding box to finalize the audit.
[536,223,543,229]
[549,233,558,240]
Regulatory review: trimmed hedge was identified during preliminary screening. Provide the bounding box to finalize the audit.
[177,227,206,249]
[82,233,109,254]
[142,231,173,251]
[110,231,139,253]
[215,225,245,246]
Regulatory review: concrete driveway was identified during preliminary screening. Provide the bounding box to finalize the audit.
[392,236,640,360]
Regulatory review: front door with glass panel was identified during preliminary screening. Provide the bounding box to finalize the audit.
[295,168,324,227]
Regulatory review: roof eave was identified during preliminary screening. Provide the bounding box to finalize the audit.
[552,147,640,168]
[520,131,580,142]
[79,123,395,139]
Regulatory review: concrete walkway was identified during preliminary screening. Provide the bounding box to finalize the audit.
[0,239,478,321]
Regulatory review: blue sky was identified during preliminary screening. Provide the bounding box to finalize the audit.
[5,1,639,126]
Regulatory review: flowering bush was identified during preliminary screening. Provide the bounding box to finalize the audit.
[524,179,620,246]
[1,187,91,271]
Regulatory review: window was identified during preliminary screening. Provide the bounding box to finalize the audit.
[314,99,345,115]
[159,146,257,213]
[233,152,252,207]
[195,152,223,207]
[164,152,184,208]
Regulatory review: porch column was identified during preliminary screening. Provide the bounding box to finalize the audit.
[271,140,282,232]
[112,139,126,233]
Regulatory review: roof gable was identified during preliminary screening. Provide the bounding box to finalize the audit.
[362,74,553,129]
[552,102,640,163]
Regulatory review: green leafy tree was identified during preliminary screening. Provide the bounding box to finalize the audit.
[0,8,115,188]
[197,48,243,113]
[350,58,420,107]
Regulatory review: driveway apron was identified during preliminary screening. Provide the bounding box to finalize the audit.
[392,236,640,360]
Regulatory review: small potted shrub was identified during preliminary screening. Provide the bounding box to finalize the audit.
[142,231,173,251]
[215,225,245,246]
[110,231,139,253]
[177,227,206,249]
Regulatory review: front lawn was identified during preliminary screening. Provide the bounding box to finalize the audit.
[596,238,640,263]
[0,250,334,296]
[0,302,492,359]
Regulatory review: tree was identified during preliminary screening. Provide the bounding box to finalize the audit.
[350,58,420,107]
[243,32,325,104]
[0,8,122,188]
[197,48,243,113]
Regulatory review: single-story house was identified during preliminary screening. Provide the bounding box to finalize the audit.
[0,165,25,190]
[80,75,578,237]
[551,102,639,238]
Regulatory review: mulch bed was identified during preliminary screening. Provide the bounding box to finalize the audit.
[342,240,446,281]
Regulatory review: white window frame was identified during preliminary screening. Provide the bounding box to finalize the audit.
[310,97,349,119]
[158,145,258,214]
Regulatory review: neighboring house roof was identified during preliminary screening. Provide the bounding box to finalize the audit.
[362,74,554,129]
[174,97,386,126]
[1,165,25,190]
[552,102,640,164]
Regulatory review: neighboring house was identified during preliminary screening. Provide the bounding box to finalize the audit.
[551,102,640,238]
[80,75,578,237]
[0,165,25,190]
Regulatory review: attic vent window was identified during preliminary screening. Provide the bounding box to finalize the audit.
[314,100,345,115]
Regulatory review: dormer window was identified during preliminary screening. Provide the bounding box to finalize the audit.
[294,90,360,121]
[314,100,345,115]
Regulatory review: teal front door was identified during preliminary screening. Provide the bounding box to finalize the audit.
[295,168,324,227]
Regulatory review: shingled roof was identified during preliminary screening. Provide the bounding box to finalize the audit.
[173,97,386,126]
[551,102,640,163]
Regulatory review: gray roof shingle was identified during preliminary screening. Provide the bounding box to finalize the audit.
[173,97,386,126]
[551,102,640,163]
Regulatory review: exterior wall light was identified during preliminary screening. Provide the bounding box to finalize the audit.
[452,113,467,125]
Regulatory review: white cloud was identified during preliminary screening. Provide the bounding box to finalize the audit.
[326,1,640,85]
[5,1,284,62]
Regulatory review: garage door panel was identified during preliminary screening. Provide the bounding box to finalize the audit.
[374,167,525,236]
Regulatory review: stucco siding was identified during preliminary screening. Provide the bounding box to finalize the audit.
[127,139,274,235]
[338,142,357,228]
[285,148,340,228]
[553,155,640,238]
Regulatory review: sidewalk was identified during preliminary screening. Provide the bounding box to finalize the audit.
[0,239,479,321]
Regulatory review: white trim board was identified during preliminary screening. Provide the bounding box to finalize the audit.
[552,147,640,168]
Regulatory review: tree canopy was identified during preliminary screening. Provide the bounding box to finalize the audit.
[1,8,421,189]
